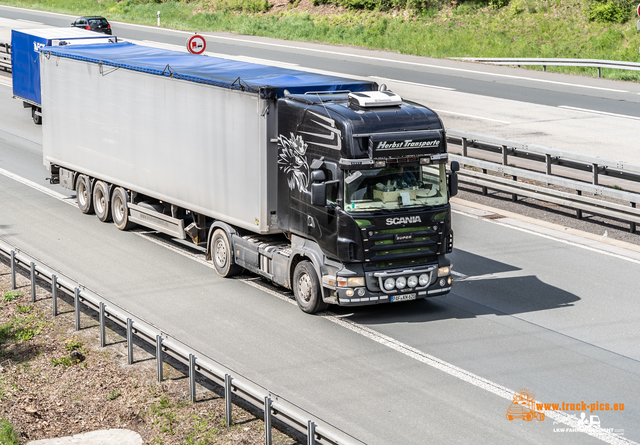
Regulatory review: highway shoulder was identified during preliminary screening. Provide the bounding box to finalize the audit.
[452,197,640,263]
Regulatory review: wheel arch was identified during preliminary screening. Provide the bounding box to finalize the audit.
[289,251,323,292]
[205,221,238,262]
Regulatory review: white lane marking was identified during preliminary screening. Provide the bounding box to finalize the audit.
[0,78,11,87]
[15,18,43,24]
[18,6,623,94]
[450,270,468,279]
[453,209,640,266]
[559,106,640,121]
[0,167,216,265]
[0,167,70,202]
[139,39,301,68]
[432,109,511,124]
[0,158,634,445]
[197,35,629,93]
[243,277,634,445]
[368,76,455,91]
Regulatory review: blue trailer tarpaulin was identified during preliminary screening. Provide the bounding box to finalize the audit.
[12,28,117,105]
[42,41,376,98]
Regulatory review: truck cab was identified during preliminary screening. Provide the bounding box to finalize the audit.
[274,89,458,312]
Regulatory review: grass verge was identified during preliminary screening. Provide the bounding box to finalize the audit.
[1,0,639,81]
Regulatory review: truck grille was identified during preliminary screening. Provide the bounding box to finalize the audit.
[357,220,442,269]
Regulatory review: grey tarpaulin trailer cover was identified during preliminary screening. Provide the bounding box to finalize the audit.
[40,42,377,234]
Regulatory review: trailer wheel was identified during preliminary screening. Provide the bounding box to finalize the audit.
[293,261,328,314]
[212,229,241,277]
[76,175,94,215]
[93,181,112,222]
[31,107,42,125]
[111,187,135,231]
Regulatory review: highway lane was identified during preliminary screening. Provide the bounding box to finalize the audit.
[3,157,635,445]
[2,8,640,164]
[2,97,640,443]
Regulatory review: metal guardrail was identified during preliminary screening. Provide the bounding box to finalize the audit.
[446,129,640,233]
[452,57,640,78]
[0,236,364,445]
[0,42,10,73]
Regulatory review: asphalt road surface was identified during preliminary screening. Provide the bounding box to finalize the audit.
[1,10,639,445]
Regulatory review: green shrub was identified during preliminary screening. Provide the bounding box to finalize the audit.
[587,0,629,22]
[489,0,510,9]
[216,0,271,12]
[2,292,22,302]
[0,418,20,445]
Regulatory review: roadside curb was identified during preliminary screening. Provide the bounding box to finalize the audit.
[26,429,143,445]
[451,197,640,263]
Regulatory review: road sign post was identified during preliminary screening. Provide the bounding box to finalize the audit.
[186,35,206,55]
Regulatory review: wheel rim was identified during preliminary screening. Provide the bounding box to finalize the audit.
[95,188,106,214]
[114,195,124,222]
[297,272,313,303]
[214,239,227,269]
[78,182,88,207]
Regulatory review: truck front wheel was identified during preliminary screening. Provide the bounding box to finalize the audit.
[293,261,328,314]
[111,187,135,231]
[212,229,241,277]
[76,175,94,214]
[93,181,112,222]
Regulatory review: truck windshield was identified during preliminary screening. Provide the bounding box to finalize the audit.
[344,163,447,212]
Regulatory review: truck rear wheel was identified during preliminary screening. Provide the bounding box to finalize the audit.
[212,229,241,277]
[76,175,94,214]
[93,181,112,222]
[293,261,328,314]
[32,107,42,125]
[111,187,135,231]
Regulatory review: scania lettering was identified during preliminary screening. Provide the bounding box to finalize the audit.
[41,42,459,314]
[386,216,423,225]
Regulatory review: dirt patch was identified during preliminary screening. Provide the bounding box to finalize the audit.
[0,260,300,444]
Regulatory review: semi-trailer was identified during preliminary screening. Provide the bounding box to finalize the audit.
[11,28,117,124]
[40,41,459,313]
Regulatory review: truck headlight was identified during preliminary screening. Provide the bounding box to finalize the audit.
[395,276,407,290]
[384,278,395,290]
[438,266,451,277]
[407,275,418,288]
[337,277,365,287]
[418,274,430,286]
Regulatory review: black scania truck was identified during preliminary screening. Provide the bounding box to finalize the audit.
[41,42,459,313]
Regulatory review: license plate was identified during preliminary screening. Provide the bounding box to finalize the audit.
[391,293,416,302]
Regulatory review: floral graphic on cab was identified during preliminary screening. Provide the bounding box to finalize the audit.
[506,389,546,422]
[278,133,310,192]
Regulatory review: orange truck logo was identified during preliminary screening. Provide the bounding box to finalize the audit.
[506,389,546,421]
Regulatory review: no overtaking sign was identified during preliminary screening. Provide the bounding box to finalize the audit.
[187,35,206,55]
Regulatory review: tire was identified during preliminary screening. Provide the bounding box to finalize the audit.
[111,187,135,231]
[524,412,533,421]
[506,414,514,421]
[211,229,241,277]
[32,107,42,125]
[537,413,545,421]
[292,261,328,314]
[93,180,112,222]
[75,175,94,214]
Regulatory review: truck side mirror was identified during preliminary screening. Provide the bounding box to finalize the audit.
[310,170,327,206]
[448,171,459,197]
[310,170,326,182]
[450,161,460,172]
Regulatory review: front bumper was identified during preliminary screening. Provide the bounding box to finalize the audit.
[334,276,452,306]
